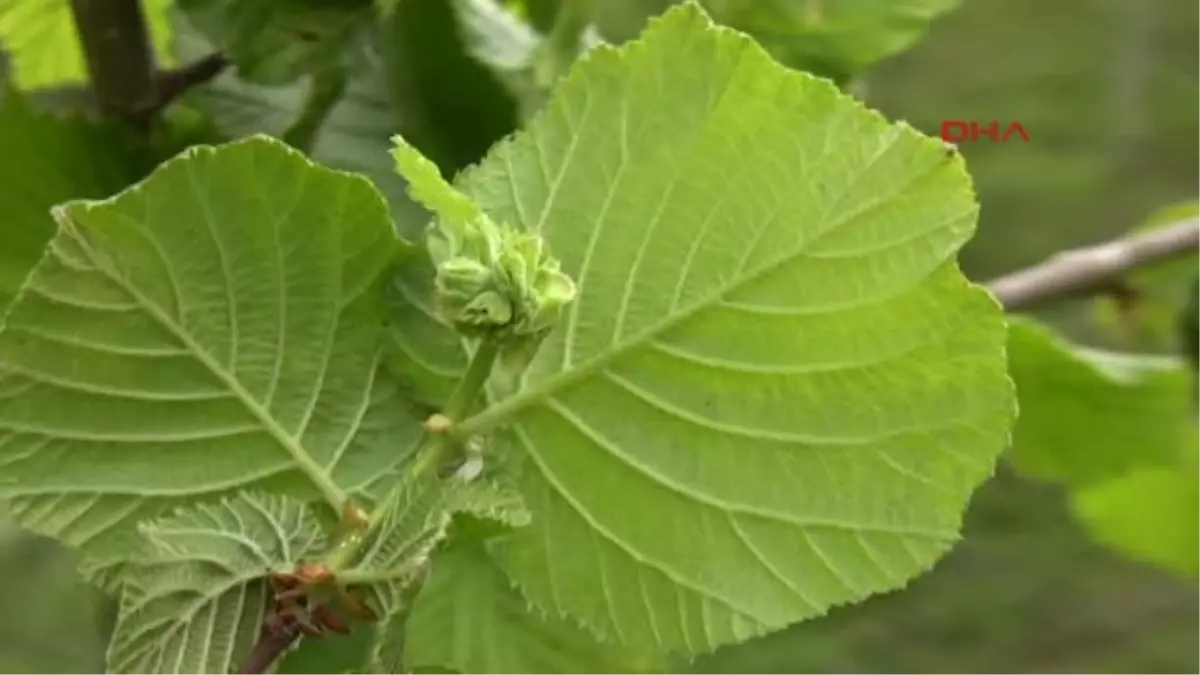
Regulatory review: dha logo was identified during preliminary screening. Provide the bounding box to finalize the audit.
[940,120,1031,144]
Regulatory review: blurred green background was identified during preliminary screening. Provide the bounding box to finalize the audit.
[0,0,1196,672]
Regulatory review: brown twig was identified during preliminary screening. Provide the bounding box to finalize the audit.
[987,219,1199,311]
[69,0,157,128]
[150,53,231,116]
[68,0,228,127]
[240,627,303,674]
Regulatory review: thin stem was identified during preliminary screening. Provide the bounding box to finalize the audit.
[444,339,501,421]
[323,339,500,573]
[987,218,1199,310]
[150,53,230,115]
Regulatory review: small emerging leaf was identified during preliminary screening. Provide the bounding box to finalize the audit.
[106,493,327,674]
[393,135,577,343]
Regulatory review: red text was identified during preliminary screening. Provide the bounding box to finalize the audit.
[940,120,1031,143]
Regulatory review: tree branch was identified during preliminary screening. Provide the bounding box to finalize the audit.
[68,0,229,127]
[987,219,1199,310]
[69,0,157,127]
[150,53,231,116]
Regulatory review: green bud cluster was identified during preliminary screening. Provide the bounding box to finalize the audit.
[428,212,576,344]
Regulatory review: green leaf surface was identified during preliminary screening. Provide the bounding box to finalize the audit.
[391,2,1014,654]
[407,541,657,673]
[0,82,146,311]
[1006,317,1194,484]
[0,136,420,577]
[0,0,174,90]
[107,493,327,674]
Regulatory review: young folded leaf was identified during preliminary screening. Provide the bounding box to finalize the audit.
[106,493,327,674]
[392,135,577,347]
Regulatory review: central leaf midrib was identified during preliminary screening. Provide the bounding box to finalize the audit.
[60,217,348,510]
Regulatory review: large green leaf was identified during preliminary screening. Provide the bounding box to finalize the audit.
[106,493,327,674]
[407,541,657,673]
[1006,318,1194,485]
[0,136,420,578]
[0,0,174,90]
[391,2,1014,655]
[170,4,521,238]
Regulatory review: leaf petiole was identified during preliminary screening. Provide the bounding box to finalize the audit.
[322,338,501,574]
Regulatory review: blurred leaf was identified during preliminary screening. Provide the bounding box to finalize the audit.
[1071,438,1199,579]
[0,531,108,672]
[0,78,148,311]
[173,1,524,238]
[177,0,373,85]
[1006,318,1195,485]
[700,0,960,82]
[1179,275,1198,377]
[382,0,520,173]
[453,0,548,119]
[501,0,557,32]
[171,11,431,235]
[0,0,174,90]
[585,0,960,81]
